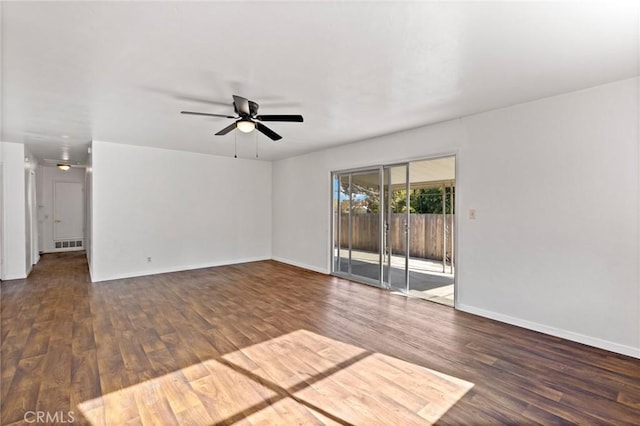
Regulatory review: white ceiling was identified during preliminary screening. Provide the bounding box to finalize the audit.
[2,1,638,163]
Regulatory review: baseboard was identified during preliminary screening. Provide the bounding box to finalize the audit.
[1,272,28,281]
[90,256,271,283]
[457,303,640,359]
[43,248,84,254]
[271,256,330,274]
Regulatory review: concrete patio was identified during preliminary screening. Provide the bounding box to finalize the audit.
[336,250,455,306]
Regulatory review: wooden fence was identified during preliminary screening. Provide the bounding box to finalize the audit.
[337,213,454,261]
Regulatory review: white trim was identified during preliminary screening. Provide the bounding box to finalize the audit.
[43,247,84,253]
[86,252,94,281]
[636,61,640,365]
[457,303,640,359]
[90,256,271,283]
[327,172,332,275]
[1,161,4,280]
[271,256,330,274]
[2,272,27,280]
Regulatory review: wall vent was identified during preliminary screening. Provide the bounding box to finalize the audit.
[54,240,84,250]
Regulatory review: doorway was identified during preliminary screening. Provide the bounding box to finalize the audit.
[332,156,456,307]
[53,181,84,250]
[37,166,86,253]
[405,157,456,306]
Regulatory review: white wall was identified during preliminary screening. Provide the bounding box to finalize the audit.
[0,0,3,280]
[272,119,465,273]
[272,78,640,358]
[0,144,3,279]
[1,142,27,280]
[90,141,272,282]
[37,165,86,253]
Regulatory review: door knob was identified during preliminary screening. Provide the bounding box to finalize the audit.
[54,220,62,223]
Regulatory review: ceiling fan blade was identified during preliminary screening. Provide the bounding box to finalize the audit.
[256,114,304,122]
[232,95,251,116]
[181,111,236,119]
[256,122,282,141]
[174,95,231,107]
[215,122,238,136]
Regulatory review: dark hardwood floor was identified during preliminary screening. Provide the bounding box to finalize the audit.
[1,252,639,425]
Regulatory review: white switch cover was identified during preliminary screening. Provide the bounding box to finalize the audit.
[469,209,477,220]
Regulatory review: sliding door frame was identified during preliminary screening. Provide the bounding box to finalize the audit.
[331,162,411,290]
[331,165,385,288]
[329,152,459,308]
[383,163,410,292]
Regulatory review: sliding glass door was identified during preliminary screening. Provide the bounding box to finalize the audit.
[332,165,409,290]
[383,165,409,292]
[333,168,382,286]
[334,174,351,274]
[333,157,456,307]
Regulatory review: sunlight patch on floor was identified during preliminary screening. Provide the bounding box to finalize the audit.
[78,330,473,425]
[408,285,455,307]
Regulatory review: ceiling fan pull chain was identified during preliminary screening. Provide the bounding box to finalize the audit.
[234,131,237,159]
[255,131,259,158]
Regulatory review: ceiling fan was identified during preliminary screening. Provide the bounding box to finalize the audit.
[181,95,303,141]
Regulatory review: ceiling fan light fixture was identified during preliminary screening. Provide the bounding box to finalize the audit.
[57,164,70,171]
[236,120,255,133]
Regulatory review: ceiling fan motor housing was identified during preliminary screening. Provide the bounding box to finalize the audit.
[234,99,260,117]
[248,100,259,117]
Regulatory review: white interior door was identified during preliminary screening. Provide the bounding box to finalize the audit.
[54,181,84,241]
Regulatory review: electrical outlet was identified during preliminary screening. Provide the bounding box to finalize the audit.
[469,209,477,220]
[147,257,152,263]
